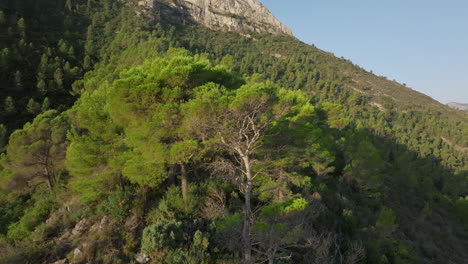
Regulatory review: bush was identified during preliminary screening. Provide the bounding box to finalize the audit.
[146,186,200,223]
[376,206,398,237]
[6,196,58,242]
[98,189,131,221]
[454,196,468,225]
[141,219,183,254]
[165,230,211,264]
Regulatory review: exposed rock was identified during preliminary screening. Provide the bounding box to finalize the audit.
[311,192,322,200]
[447,102,468,111]
[58,230,72,241]
[51,259,67,264]
[99,215,110,229]
[89,216,111,233]
[46,211,61,225]
[72,218,91,236]
[135,252,150,264]
[72,248,83,262]
[138,0,292,36]
[124,214,140,232]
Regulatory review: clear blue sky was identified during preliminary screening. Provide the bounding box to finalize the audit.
[259,0,468,103]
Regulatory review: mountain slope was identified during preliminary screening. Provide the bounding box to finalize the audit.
[0,1,467,264]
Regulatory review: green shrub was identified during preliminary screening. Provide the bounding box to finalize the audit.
[0,195,30,236]
[165,230,211,264]
[98,189,131,221]
[6,196,58,242]
[141,219,183,254]
[146,186,200,223]
[454,196,468,225]
[376,206,398,237]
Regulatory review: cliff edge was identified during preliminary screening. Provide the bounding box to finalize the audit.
[138,0,293,36]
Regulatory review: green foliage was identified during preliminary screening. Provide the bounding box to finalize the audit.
[376,206,398,237]
[6,195,58,242]
[320,102,350,130]
[26,98,41,114]
[0,124,6,151]
[165,230,211,264]
[344,136,386,191]
[0,194,30,236]
[141,219,183,254]
[0,110,69,193]
[454,196,468,225]
[0,0,131,135]
[98,189,132,221]
[3,97,15,113]
[147,186,200,222]
[216,214,242,233]
[0,3,466,263]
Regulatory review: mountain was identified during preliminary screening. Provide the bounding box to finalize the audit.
[448,102,468,111]
[138,0,292,36]
[0,1,467,264]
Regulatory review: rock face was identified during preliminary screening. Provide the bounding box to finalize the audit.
[138,0,292,36]
[447,102,468,111]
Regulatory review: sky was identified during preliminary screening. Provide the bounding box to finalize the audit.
[258,0,468,104]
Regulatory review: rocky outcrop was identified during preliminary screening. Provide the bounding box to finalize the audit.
[138,0,292,36]
[447,102,468,111]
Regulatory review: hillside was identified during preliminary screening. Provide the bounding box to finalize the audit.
[0,1,467,264]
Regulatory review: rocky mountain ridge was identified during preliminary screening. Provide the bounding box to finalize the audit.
[447,102,468,111]
[137,0,292,36]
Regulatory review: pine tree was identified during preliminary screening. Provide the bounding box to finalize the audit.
[65,0,73,11]
[0,11,5,25]
[3,97,15,113]
[83,55,92,70]
[37,79,47,95]
[41,97,50,112]
[0,124,6,151]
[16,18,26,38]
[68,46,75,58]
[1,110,69,193]
[26,98,41,114]
[58,39,68,54]
[14,71,22,90]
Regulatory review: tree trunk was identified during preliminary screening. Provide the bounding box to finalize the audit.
[44,167,53,193]
[242,155,253,264]
[278,188,284,203]
[168,164,177,185]
[46,177,53,193]
[180,163,188,201]
[268,254,274,264]
[243,187,252,264]
[277,171,284,202]
[267,247,277,264]
[118,173,125,192]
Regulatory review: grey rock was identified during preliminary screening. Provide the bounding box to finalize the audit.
[99,215,110,229]
[89,215,111,233]
[73,248,83,262]
[138,0,292,36]
[51,259,67,264]
[135,252,150,264]
[71,218,91,236]
[124,214,140,232]
[447,102,468,111]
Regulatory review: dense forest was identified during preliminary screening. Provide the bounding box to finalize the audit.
[0,1,467,264]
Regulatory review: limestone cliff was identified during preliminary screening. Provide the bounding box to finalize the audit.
[138,0,293,36]
[447,102,468,111]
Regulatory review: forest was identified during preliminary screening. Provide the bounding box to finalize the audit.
[0,1,467,264]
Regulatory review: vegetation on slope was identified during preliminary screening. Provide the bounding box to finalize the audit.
[0,1,467,264]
